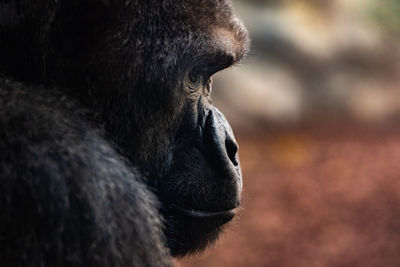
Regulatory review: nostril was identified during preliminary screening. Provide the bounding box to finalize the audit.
[225,138,239,167]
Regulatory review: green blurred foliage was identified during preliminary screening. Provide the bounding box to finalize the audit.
[371,0,400,36]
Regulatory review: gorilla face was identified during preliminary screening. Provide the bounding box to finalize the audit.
[118,1,249,255]
[62,1,249,255]
[2,0,249,257]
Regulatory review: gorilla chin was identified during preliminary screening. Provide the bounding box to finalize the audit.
[163,207,236,256]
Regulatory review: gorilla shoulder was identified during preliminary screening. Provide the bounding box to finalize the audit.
[0,79,170,266]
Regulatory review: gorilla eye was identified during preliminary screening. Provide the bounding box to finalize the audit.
[187,69,203,91]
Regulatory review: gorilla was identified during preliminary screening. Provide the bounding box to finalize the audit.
[0,0,249,266]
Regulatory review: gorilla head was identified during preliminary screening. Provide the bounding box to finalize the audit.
[0,0,249,257]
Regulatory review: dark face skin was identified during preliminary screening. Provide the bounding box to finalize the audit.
[1,0,249,256]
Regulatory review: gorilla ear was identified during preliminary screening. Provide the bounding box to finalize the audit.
[50,0,113,57]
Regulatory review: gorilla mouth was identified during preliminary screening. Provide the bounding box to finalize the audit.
[172,206,237,219]
[163,205,237,256]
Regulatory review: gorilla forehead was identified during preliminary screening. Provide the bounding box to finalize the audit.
[96,0,249,76]
[4,0,249,89]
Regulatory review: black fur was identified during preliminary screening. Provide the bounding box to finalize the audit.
[0,0,249,266]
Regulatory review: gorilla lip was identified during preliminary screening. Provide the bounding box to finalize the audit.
[173,206,237,219]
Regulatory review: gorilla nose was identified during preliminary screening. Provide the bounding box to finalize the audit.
[204,108,241,182]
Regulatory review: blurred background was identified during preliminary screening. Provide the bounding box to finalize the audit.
[177,0,400,266]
